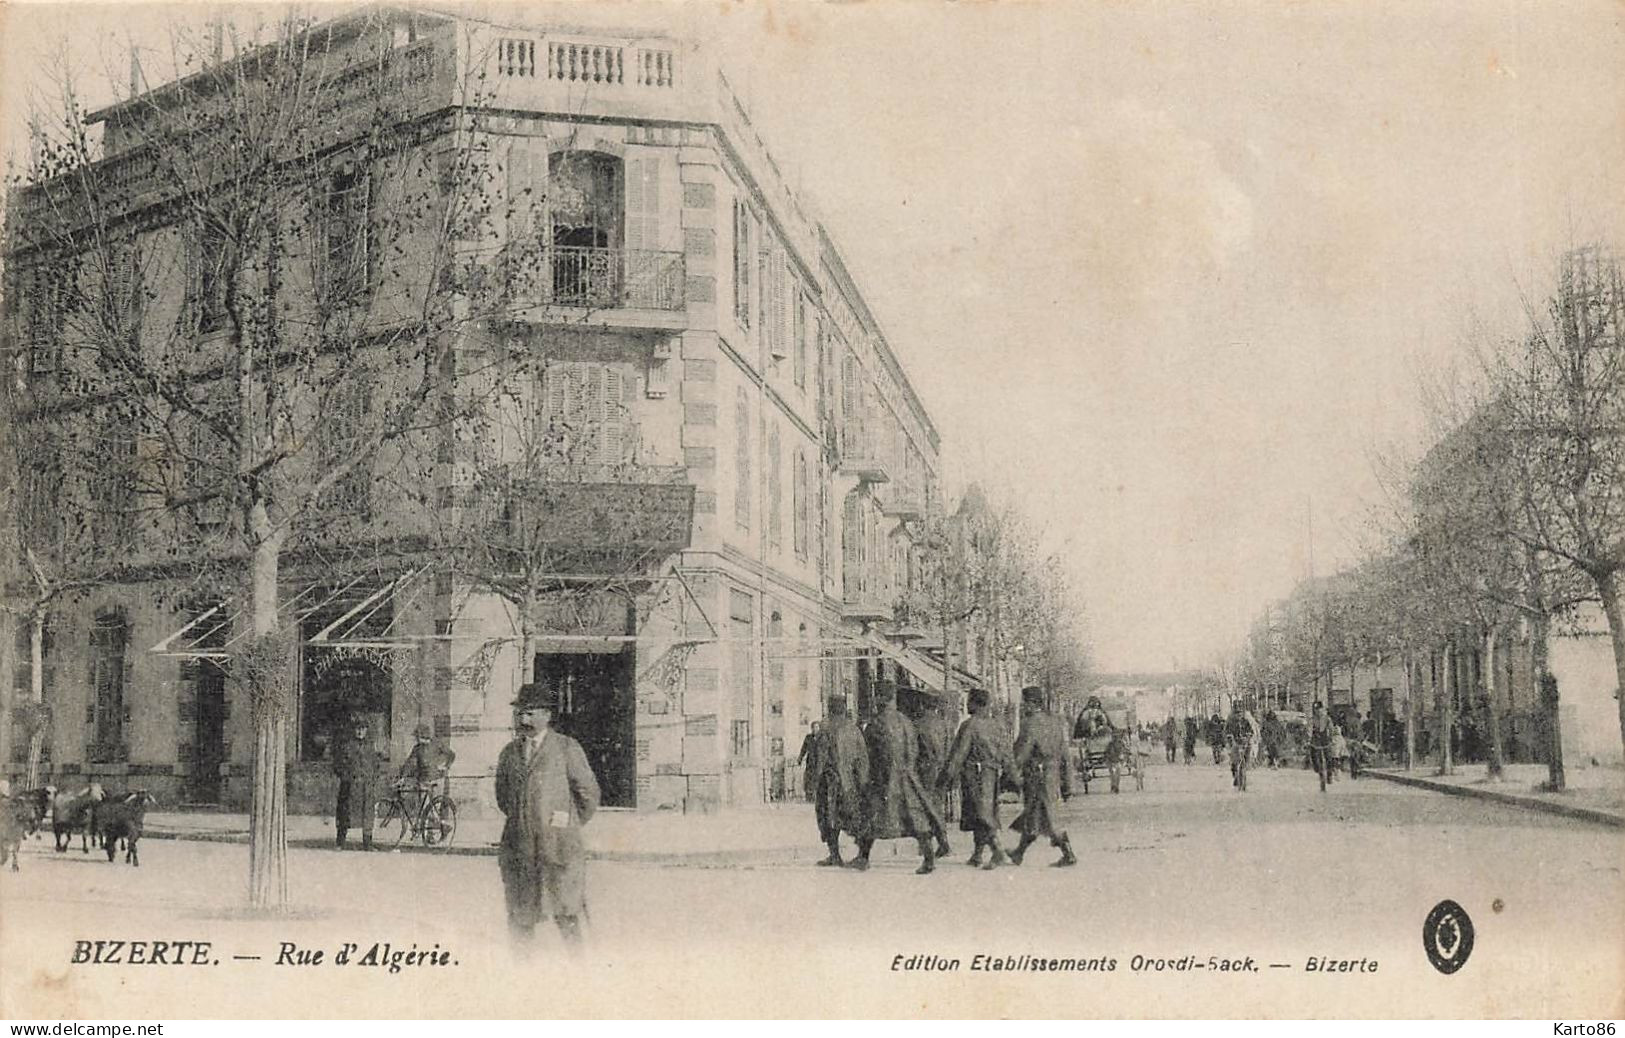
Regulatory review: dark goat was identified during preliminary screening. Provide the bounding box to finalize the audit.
[94,791,158,866]
[13,787,52,839]
[52,784,104,853]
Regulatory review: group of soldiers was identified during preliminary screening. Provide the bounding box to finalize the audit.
[803,683,1077,874]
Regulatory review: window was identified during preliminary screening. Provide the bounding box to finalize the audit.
[793,449,808,560]
[196,220,232,333]
[729,588,754,760]
[25,262,77,375]
[318,381,372,517]
[548,151,624,305]
[538,361,630,466]
[734,386,751,530]
[768,421,782,550]
[793,294,808,390]
[183,387,233,528]
[322,162,372,302]
[102,240,143,334]
[97,410,138,551]
[88,610,130,763]
[732,198,752,328]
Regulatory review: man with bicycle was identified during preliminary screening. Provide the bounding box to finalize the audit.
[396,722,456,824]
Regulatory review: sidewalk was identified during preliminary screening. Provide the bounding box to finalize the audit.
[141,801,830,864]
[1365,761,1625,829]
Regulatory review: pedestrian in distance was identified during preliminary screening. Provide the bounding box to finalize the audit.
[1162,716,1178,763]
[1207,712,1226,764]
[1262,710,1284,769]
[941,687,1015,869]
[812,698,869,867]
[797,722,823,803]
[333,716,381,851]
[850,683,950,873]
[1183,717,1199,764]
[1008,686,1077,867]
[1225,702,1253,792]
[1308,701,1334,793]
[494,682,601,947]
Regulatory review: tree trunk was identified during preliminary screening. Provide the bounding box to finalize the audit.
[1481,626,1504,780]
[1531,610,1564,791]
[1598,568,1625,770]
[247,533,289,911]
[1403,652,1416,771]
[25,610,46,788]
[1439,640,1455,776]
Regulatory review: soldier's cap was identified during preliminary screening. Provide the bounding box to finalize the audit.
[413,722,433,739]
[1085,695,1102,709]
[827,698,849,717]
[1021,685,1045,706]
[512,683,560,711]
[967,687,991,710]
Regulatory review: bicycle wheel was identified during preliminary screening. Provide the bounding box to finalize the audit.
[374,796,409,847]
[422,796,458,848]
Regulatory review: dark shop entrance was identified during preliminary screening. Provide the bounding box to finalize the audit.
[534,648,636,808]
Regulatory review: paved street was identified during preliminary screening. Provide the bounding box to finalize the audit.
[3,761,1620,1018]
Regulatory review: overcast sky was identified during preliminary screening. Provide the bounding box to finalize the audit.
[5,1,1624,673]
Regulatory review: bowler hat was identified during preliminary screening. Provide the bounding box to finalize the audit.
[1021,685,1045,706]
[512,683,559,711]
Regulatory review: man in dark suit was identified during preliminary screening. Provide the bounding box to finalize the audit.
[1009,686,1077,866]
[941,687,1014,870]
[812,698,869,867]
[495,682,601,946]
[850,683,949,873]
[333,716,380,851]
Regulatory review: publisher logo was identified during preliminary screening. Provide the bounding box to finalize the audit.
[1423,899,1474,975]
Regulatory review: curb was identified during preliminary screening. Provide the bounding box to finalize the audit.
[139,825,819,865]
[1364,769,1625,829]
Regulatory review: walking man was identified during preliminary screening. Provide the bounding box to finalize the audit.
[940,688,1014,870]
[495,682,601,946]
[1225,701,1253,792]
[850,684,949,873]
[812,698,869,867]
[912,699,953,828]
[1009,686,1077,867]
[1308,700,1334,793]
[1162,716,1178,763]
[796,722,823,802]
[1182,716,1199,764]
[1206,712,1226,764]
[333,716,380,851]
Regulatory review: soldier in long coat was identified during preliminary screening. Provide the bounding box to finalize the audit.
[912,699,954,828]
[940,687,1015,869]
[495,683,601,946]
[1008,686,1077,867]
[813,698,869,866]
[333,717,380,851]
[850,685,950,873]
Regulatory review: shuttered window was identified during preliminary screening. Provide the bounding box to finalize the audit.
[793,294,807,389]
[322,161,372,302]
[539,361,629,466]
[732,199,752,328]
[318,381,373,517]
[734,387,752,529]
[793,448,808,560]
[768,421,782,550]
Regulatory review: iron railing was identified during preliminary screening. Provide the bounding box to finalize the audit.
[508,246,686,311]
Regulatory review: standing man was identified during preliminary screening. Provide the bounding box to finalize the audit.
[940,688,1014,870]
[1308,700,1334,793]
[1225,701,1253,792]
[850,684,949,873]
[1206,712,1225,764]
[1009,686,1077,867]
[494,682,601,947]
[812,698,868,867]
[912,699,953,829]
[333,716,380,851]
[1162,716,1178,763]
[795,722,823,802]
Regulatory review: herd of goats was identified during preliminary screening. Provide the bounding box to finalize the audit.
[0,784,159,871]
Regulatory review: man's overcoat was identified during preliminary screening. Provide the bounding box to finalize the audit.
[332,733,379,832]
[942,713,1014,833]
[1010,710,1072,837]
[494,731,600,926]
[914,711,951,816]
[862,707,945,840]
[814,715,869,841]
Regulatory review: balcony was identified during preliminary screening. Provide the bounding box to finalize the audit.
[502,246,686,318]
[878,480,924,520]
[838,417,893,484]
[840,598,893,624]
[484,32,689,125]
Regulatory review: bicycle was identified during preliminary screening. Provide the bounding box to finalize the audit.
[373,780,458,850]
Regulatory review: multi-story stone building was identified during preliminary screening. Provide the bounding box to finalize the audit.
[1,7,960,813]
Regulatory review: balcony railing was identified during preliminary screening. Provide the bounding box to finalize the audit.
[505,246,685,312]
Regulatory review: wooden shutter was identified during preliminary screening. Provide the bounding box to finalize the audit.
[600,366,625,463]
[768,421,782,549]
[735,388,751,529]
[625,156,659,252]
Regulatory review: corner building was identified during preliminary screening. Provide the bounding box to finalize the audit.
[1,8,952,814]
